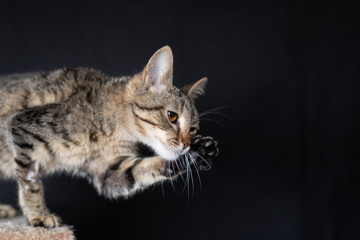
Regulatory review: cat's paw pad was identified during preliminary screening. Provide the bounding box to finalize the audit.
[0,204,16,218]
[29,214,62,228]
[189,135,219,171]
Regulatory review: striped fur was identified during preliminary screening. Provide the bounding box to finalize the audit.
[0,46,218,228]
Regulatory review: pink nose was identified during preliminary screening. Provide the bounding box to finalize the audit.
[183,140,190,149]
[180,134,191,149]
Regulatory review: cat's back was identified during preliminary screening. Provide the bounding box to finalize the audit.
[0,67,104,116]
[0,67,111,178]
[0,72,38,88]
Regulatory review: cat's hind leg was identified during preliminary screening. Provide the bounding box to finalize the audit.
[16,161,61,228]
[0,162,17,219]
[0,204,16,218]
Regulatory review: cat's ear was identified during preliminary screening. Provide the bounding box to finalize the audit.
[182,77,208,100]
[143,46,173,92]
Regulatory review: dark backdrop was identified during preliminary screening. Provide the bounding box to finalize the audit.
[0,1,359,239]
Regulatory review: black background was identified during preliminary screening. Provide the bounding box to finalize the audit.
[1,1,359,239]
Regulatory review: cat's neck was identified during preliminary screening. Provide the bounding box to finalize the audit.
[91,78,141,145]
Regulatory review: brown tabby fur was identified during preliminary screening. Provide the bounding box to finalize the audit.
[0,46,218,228]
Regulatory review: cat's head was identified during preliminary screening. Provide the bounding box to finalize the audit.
[129,46,207,161]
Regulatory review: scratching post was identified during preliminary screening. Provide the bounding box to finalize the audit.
[0,216,75,240]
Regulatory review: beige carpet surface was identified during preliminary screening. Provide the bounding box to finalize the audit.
[0,216,75,240]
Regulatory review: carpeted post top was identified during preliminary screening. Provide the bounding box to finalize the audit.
[0,216,75,240]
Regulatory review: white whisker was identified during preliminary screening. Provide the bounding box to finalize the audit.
[185,156,191,200]
[188,153,202,190]
[178,156,186,171]
[174,158,185,182]
[168,161,176,193]
[181,156,190,196]
[161,161,166,198]
[192,152,211,168]
[160,179,165,199]
[199,111,232,120]
[185,154,195,198]
[199,118,227,128]
[199,106,228,117]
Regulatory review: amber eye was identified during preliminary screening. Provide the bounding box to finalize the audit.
[167,111,178,123]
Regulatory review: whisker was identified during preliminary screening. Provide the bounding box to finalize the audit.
[185,157,191,201]
[185,156,191,200]
[161,161,166,198]
[199,106,228,116]
[200,118,227,128]
[178,156,186,171]
[192,152,211,168]
[188,153,202,190]
[185,154,195,199]
[185,157,190,198]
[179,156,186,193]
[169,161,176,193]
[174,158,185,182]
[181,156,190,196]
[199,111,232,120]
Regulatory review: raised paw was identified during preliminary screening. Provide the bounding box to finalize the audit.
[163,135,219,178]
[0,204,16,218]
[28,214,62,228]
[189,135,219,171]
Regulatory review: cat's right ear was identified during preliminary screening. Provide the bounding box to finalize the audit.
[142,46,173,92]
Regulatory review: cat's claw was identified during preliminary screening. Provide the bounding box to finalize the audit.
[189,135,219,171]
[28,214,62,228]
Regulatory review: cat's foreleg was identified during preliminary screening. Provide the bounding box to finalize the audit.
[101,156,169,198]
[16,160,61,228]
[102,135,219,198]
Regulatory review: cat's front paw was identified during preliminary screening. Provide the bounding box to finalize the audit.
[28,214,62,228]
[163,135,219,177]
[189,135,219,171]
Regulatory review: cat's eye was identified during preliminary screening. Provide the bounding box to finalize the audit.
[167,111,178,123]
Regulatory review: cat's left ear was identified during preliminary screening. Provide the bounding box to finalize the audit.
[143,46,173,92]
[182,77,208,101]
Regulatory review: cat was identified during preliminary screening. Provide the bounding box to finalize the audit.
[0,46,219,228]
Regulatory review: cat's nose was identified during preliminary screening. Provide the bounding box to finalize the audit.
[183,140,190,149]
[181,134,191,149]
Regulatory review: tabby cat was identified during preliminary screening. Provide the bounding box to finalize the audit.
[0,46,218,228]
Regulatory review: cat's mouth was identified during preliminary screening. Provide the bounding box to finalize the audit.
[160,145,185,161]
[162,142,191,161]
[147,138,189,161]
